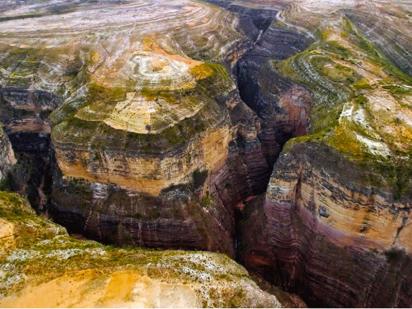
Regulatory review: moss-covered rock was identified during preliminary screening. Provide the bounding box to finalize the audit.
[0,191,281,307]
[277,17,412,198]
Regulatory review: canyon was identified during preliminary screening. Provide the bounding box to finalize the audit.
[0,0,411,307]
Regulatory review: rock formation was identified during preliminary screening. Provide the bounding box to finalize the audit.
[0,191,283,308]
[0,125,15,185]
[0,45,64,210]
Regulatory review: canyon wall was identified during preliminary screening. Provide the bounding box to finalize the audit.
[236,1,412,307]
[0,0,272,256]
[241,142,412,307]
[0,191,284,308]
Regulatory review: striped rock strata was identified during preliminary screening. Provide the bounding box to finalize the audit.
[238,1,412,307]
[0,191,283,308]
[0,0,269,255]
[1,0,412,307]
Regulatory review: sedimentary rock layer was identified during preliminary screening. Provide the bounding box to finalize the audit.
[241,143,412,307]
[0,191,282,308]
[1,1,412,307]
[0,0,270,255]
[207,0,313,187]
[239,1,412,307]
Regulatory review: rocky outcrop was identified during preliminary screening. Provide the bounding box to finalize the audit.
[241,143,412,307]
[0,42,72,211]
[0,191,283,308]
[345,3,412,76]
[0,88,59,211]
[207,0,313,189]
[48,46,250,255]
[0,125,15,185]
[1,1,412,307]
[0,0,312,256]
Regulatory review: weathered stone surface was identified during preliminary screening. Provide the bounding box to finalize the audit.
[0,0,270,255]
[232,2,313,165]
[0,49,65,210]
[0,0,314,257]
[0,125,15,184]
[1,1,412,307]
[208,0,313,192]
[241,143,412,307]
[0,191,282,308]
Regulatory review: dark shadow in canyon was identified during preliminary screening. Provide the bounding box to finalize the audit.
[0,88,58,213]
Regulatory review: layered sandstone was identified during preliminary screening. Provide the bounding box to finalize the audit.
[239,1,412,307]
[0,42,69,210]
[207,0,313,189]
[0,191,282,308]
[0,0,271,255]
[241,143,412,307]
[1,0,411,307]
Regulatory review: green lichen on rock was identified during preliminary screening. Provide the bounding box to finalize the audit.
[0,192,280,307]
[51,60,234,154]
[0,43,82,94]
[278,17,412,199]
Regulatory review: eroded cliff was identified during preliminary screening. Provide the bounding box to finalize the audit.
[0,125,15,185]
[0,191,284,308]
[237,1,412,307]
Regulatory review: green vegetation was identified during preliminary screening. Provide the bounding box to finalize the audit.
[352,78,372,90]
[200,192,213,208]
[51,61,233,154]
[276,17,412,198]
[382,84,412,99]
[0,192,273,307]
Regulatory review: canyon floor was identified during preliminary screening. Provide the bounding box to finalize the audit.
[0,0,411,307]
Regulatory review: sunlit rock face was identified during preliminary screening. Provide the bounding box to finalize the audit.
[237,0,412,307]
[242,143,412,307]
[0,191,282,308]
